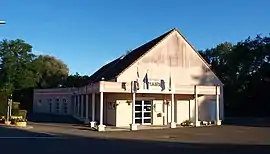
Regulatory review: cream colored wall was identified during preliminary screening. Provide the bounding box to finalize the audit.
[117,30,224,120]
[112,93,167,127]
[112,93,199,127]
[152,100,165,125]
[198,95,221,121]
[174,95,221,124]
[175,100,190,124]
[33,88,73,115]
[109,94,132,127]
[104,94,117,126]
[117,30,222,86]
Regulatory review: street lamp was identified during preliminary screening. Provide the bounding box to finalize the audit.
[7,94,13,121]
[0,20,6,24]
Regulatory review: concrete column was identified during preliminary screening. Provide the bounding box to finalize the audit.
[81,95,84,118]
[170,93,176,128]
[73,96,76,116]
[194,85,200,126]
[85,94,89,124]
[216,86,221,125]
[90,93,96,127]
[130,91,137,130]
[76,95,80,117]
[97,92,105,131]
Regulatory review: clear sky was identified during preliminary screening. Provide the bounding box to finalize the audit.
[0,0,269,75]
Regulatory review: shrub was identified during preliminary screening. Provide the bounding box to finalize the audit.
[18,110,27,119]
[12,102,20,110]
[15,118,27,122]
[181,120,192,126]
[12,109,20,116]
[10,117,27,124]
[0,116,5,123]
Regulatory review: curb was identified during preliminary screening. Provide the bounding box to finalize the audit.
[0,124,33,129]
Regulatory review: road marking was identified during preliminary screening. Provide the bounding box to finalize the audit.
[0,136,65,139]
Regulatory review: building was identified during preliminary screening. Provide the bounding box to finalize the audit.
[33,28,224,131]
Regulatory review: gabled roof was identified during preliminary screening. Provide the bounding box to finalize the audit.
[88,28,222,85]
[88,29,174,83]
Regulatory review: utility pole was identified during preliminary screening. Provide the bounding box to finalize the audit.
[7,94,12,121]
[1,20,9,121]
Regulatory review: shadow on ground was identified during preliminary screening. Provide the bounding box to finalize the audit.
[27,112,82,124]
[0,126,269,154]
[223,117,270,127]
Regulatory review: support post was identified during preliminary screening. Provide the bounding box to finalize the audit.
[97,92,105,131]
[216,86,221,125]
[85,94,89,124]
[194,85,200,127]
[90,93,96,127]
[130,88,137,131]
[76,95,80,117]
[81,95,84,118]
[170,93,176,128]
[6,101,10,121]
[73,96,76,116]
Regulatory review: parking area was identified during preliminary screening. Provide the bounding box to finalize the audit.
[26,122,270,144]
[1,118,270,154]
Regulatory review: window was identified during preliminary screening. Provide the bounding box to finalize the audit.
[63,103,68,114]
[56,102,60,113]
[63,99,67,103]
[49,103,52,113]
[37,100,42,106]
[48,99,52,113]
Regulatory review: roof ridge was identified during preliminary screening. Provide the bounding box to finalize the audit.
[88,28,175,83]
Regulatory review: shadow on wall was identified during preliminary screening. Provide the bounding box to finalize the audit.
[27,112,82,124]
[190,66,222,122]
[0,126,269,154]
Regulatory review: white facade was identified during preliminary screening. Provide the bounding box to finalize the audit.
[33,88,73,115]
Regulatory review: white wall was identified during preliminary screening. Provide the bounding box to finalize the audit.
[33,88,73,115]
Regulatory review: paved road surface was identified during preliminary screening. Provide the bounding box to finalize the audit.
[0,125,270,154]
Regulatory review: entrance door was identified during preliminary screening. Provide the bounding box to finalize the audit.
[135,100,152,125]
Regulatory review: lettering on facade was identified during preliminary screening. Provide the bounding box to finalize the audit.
[142,79,166,91]
[149,81,160,87]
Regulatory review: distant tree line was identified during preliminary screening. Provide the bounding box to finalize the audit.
[0,34,269,117]
[199,34,270,116]
[0,39,90,114]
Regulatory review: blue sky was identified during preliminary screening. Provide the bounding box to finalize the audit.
[1,0,270,75]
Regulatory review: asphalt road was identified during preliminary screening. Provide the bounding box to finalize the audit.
[0,125,270,154]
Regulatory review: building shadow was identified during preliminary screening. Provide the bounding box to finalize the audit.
[0,126,269,154]
[27,112,82,125]
[223,117,270,128]
[192,65,270,128]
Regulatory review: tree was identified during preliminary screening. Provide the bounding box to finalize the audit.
[0,39,37,94]
[33,55,69,89]
[0,39,38,112]
[199,34,270,116]
[63,72,90,87]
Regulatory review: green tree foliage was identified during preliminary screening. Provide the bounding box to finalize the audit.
[33,55,69,88]
[0,38,90,112]
[0,39,37,94]
[63,72,90,87]
[199,34,270,116]
[1,34,270,117]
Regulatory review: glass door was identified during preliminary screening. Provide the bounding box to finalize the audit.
[134,100,152,125]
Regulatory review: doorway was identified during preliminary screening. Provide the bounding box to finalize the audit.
[134,100,152,125]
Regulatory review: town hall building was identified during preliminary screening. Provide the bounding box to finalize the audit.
[33,28,224,131]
